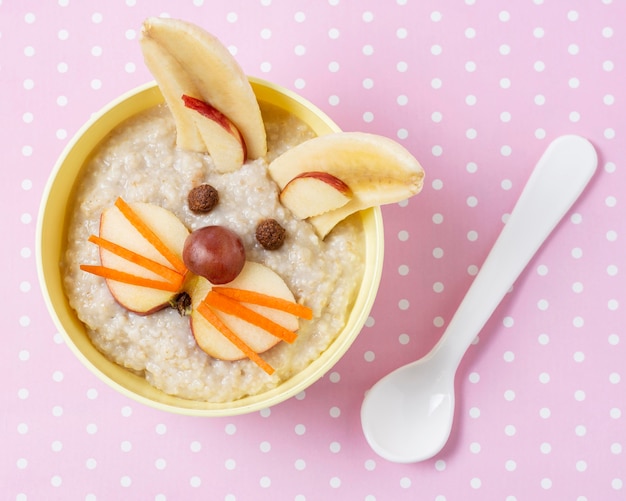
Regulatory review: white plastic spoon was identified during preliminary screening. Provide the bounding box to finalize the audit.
[361,135,597,463]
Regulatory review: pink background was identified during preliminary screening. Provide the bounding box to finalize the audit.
[2,1,625,499]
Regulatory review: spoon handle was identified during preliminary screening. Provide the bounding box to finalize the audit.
[434,135,597,368]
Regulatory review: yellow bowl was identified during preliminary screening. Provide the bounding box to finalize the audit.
[36,78,384,416]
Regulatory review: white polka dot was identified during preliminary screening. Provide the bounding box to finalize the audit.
[540,407,551,418]
[295,424,306,435]
[330,441,341,453]
[541,478,552,489]
[470,478,482,488]
[575,425,587,437]
[537,299,549,311]
[610,373,621,384]
[190,476,201,487]
[505,459,517,471]
[57,29,69,40]
[465,27,476,39]
[465,61,477,72]
[603,60,615,72]
[51,476,62,487]
[470,442,481,453]
[612,479,623,490]
[611,443,622,454]
[328,28,340,39]
[533,27,545,38]
[86,423,97,434]
[469,407,480,418]
[609,333,620,345]
[610,408,621,419]
[467,230,478,242]
[190,441,202,452]
[540,442,552,453]
[364,351,375,362]
[465,94,477,105]
[504,390,515,401]
[500,78,511,89]
[330,477,341,488]
[568,44,580,55]
[225,459,236,470]
[400,477,411,488]
[604,94,615,105]
[120,441,132,452]
[397,61,408,72]
[156,423,167,435]
[91,79,102,90]
[574,390,586,401]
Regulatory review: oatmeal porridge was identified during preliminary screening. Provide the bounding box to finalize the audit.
[62,101,365,403]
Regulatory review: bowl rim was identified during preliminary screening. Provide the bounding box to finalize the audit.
[36,77,384,416]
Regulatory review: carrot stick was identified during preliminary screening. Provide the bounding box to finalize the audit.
[213,287,313,320]
[80,264,181,292]
[114,197,187,275]
[197,301,275,375]
[203,291,297,344]
[88,235,184,288]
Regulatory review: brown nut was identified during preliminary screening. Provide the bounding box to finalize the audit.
[188,184,219,212]
[255,219,286,250]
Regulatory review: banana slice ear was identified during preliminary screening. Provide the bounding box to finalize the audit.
[140,17,267,169]
[269,132,425,238]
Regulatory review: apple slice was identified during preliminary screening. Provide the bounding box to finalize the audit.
[189,261,300,361]
[268,132,425,238]
[141,17,267,160]
[182,95,246,173]
[279,171,352,219]
[90,201,189,314]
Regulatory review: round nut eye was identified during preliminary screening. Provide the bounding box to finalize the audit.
[255,219,286,250]
[188,184,219,212]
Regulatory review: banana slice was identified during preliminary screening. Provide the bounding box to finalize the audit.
[140,35,205,152]
[140,17,267,166]
[268,132,425,238]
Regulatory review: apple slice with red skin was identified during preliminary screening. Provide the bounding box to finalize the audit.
[279,171,352,219]
[189,261,299,361]
[182,94,246,173]
[97,202,189,315]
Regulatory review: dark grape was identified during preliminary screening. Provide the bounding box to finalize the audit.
[182,226,245,284]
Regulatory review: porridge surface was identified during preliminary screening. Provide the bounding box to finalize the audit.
[63,103,365,402]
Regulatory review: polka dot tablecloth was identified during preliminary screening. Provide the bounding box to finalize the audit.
[3,0,625,499]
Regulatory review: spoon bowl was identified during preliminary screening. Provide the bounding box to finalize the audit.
[363,351,455,463]
[361,135,598,462]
